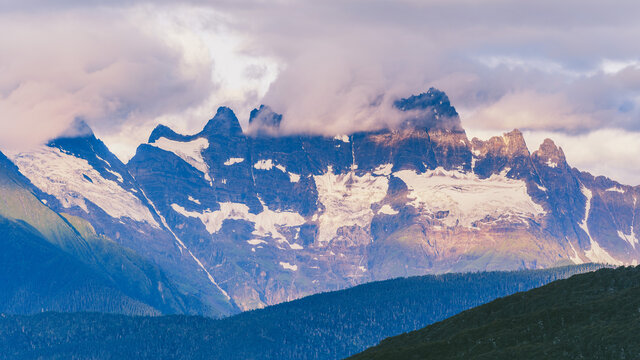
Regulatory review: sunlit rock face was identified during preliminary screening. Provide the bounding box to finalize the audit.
[8,89,640,314]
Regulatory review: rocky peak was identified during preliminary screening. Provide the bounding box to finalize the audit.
[471,129,530,159]
[533,138,567,168]
[47,120,102,156]
[51,119,95,142]
[501,129,530,156]
[393,88,463,133]
[393,88,457,115]
[201,107,243,138]
[248,105,283,136]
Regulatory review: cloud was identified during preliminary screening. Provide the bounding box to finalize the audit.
[462,91,601,132]
[216,0,640,137]
[0,6,215,152]
[522,129,640,186]
[1,0,640,184]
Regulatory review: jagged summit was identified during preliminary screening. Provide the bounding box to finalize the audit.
[394,88,457,114]
[248,105,283,136]
[249,105,282,127]
[7,83,640,318]
[472,129,530,158]
[533,138,567,168]
[393,88,463,132]
[201,106,243,137]
[42,119,97,150]
[147,88,464,143]
[55,118,95,140]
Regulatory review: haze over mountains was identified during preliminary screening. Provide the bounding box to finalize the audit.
[1,88,638,316]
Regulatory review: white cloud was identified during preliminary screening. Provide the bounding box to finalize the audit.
[98,5,280,160]
[1,0,639,184]
[522,129,640,186]
[461,91,601,132]
[0,7,214,152]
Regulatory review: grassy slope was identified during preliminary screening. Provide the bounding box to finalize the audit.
[0,152,194,315]
[350,266,640,360]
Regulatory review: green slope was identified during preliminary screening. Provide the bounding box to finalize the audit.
[0,152,196,315]
[0,216,158,314]
[350,266,640,360]
[0,265,602,360]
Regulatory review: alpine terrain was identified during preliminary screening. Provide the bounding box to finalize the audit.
[2,88,639,314]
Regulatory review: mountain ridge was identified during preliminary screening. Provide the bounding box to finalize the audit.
[4,87,639,313]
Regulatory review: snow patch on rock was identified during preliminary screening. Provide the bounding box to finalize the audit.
[254,159,299,182]
[394,167,545,227]
[580,185,623,265]
[288,172,301,183]
[314,168,389,244]
[224,157,244,166]
[151,137,211,181]
[289,242,303,250]
[171,202,305,242]
[11,146,159,227]
[378,204,399,215]
[606,186,625,193]
[584,239,622,265]
[334,134,350,143]
[105,168,124,183]
[566,237,583,264]
[254,159,274,170]
[618,227,638,249]
[373,163,393,176]
[279,261,298,271]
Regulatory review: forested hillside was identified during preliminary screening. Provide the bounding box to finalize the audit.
[350,265,640,360]
[0,264,602,360]
[0,217,157,315]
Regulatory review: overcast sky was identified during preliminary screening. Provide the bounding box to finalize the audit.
[1,0,639,184]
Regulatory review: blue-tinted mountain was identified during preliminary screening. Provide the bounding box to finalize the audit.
[128,89,640,310]
[0,134,234,316]
[5,88,639,312]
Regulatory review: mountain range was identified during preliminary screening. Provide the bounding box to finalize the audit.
[1,87,638,315]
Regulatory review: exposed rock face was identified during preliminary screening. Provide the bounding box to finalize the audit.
[6,88,640,314]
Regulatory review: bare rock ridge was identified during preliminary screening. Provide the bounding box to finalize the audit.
[5,87,639,314]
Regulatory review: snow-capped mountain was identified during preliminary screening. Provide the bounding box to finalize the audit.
[5,88,639,313]
[5,123,235,316]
